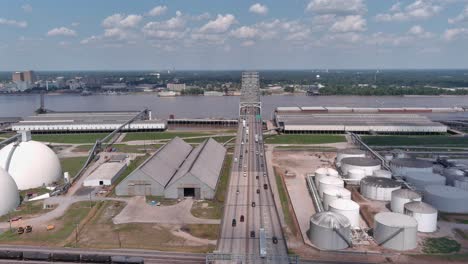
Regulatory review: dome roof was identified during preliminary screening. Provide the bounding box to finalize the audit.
[310,211,350,229]
[0,167,20,216]
[0,140,62,190]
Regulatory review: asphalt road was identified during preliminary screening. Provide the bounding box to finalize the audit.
[217,107,289,263]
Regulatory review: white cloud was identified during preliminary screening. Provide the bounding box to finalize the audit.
[80,35,101,44]
[21,4,32,13]
[143,12,187,40]
[102,14,142,28]
[408,25,433,38]
[200,14,236,33]
[192,13,211,21]
[231,26,259,38]
[148,5,167,17]
[249,3,269,15]
[448,5,468,24]
[390,2,402,12]
[0,18,27,28]
[47,27,77,37]
[375,0,443,22]
[241,40,255,47]
[443,28,468,41]
[330,15,366,32]
[306,0,367,15]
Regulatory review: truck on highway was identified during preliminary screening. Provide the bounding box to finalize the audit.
[255,134,258,143]
[242,119,246,127]
[259,228,267,258]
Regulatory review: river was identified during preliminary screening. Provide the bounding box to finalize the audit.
[1,94,467,120]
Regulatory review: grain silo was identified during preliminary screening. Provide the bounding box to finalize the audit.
[374,212,418,251]
[336,149,366,167]
[318,176,345,197]
[442,168,465,186]
[308,211,352,250]
[454,176,468,191]
[404,201,438,233]
[323,186,351,210]
[373,169,392,179]
[360,176,401,201]
[328,199,360,228]
[390,158,433,177]
[423,185,468,213]
[405,173,446,191]
[341,157,381,176]
[391,189,422,213]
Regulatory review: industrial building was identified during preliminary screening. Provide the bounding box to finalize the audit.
[12,111,166,132]
[115,137,226,199]
[0,167,20,216]
[83,162,127,187]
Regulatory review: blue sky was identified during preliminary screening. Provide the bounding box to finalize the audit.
[1,0,468,70]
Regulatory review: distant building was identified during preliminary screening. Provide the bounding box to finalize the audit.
[167,83,186,92]
[101,83,128,90]
[204,91,224,96]
[55,77,66,88]
[12,70,36,91]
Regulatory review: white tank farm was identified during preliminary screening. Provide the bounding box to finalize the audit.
[454,176,468,191]
[323,186,352,210]
[404,201,438,233]
[405,173,446,191]
[442,168,465,186]
[390,158,433,177]
[373,169,392,179]
[336,149,366,167]
[0,140,62,190]
[308,211,351,250]
[328,198,360,228]
[318,176,345,198]
[341,157,381,176]
[391,189,422,213]
[360,176,401,201]
[423,185,468,213]
[348,168,366,184]
[0,167,20,216]
[374,212,418,251]
[314,167,339,187]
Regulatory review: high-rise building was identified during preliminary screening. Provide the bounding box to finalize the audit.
[167,83,186,92]
[12,70,36,91]
[12,72,24,82]
[22,71,36,83]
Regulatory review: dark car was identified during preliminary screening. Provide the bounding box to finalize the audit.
[250,231,256,238]
[263,184,268,190]
[256,189,260,194]
[240,215,244,222]
[232,219,237,227]
[251,202,256,207]
[272,236,278,244]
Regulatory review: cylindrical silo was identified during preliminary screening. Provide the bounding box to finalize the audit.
[442,168,465,186]
[390,158,433,177]
[404,201,438,233]
[328,199,360,228]
[315,168,329,178]
[336,149,366,167]
[360,176,401,201]
[391,189,422,213]
[308,211,351,250]
[373,169,392,179]
[348,168,366,184]
[319,176,345,197]
[341,157,381,176]
[374,212,418,251]
[323,186,351,210]
[423,185,468,213]
[454,176,468,191]
[315,168,339,187]
[405,173,446,191]
[384,153,394,162]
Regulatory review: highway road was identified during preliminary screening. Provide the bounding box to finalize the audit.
[217,106,290,263]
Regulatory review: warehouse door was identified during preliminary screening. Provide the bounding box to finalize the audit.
[184,188,195,197]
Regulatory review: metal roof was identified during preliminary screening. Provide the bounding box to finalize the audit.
[391,158,433,168]
[341,157,381,167]
[375,212,418,227]
[310,211,350,229]
[424,185,468,199]
[404,201,437,214]
[392,189,422,200]
[361,176,401,188]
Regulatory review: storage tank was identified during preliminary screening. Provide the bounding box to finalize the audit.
[392,150,407,159]
[328,199,360,228]
[391,189,422,213]
[442,168,465,186]
[323,186,351,210]
[314,168,339,187]
[0,167,20,216]
[384,153,394,162]
[374,212,418,251]
[454,176,468,191]
[348,168,366,184]
[390,158,433,177]
[424,185,468,213]
[360,176,401,201]
[405,173,446,191]
[308,211,351,250]
[318,176,345,197]
[373,169,392,179]
[404,201,438,233]
[336,149,366,167]
[341,157,381,176]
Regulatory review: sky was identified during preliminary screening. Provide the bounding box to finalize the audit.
[1,0,468,70]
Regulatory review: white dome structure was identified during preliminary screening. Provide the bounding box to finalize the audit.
[0,167,20,216]
[0,140,62,190]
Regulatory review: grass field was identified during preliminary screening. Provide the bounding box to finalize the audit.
[274,167,298,236]
[191,200,223,219]
[264,134,346,145]
[362,135,468,147]
[60,157,88,177]
[32,133,108,144]
[123,131,217,142]
[0,201,47,222]
[422,237,461,254]
[181,224,219,240]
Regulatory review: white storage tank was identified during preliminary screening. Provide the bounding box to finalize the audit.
[308,211,351,250]
[348,168,366,184]
[336,149,366,167]
[329,198,360,228]
[424,185,468,213]
[391,189,422,213]
[315,167,339,187]
[404,201,438,233]
[442,168,465,186]
[319,176,345,197]
[374,212,418,251]
[390,158,433,177]
[405,173,446,191]
[384,153,394,162]
[341,157,381,176]
[323,186,351,210]
[360,176,401,201]
[454,176,468,191]
[373,169,392,179]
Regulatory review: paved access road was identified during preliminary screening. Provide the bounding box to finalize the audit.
[217,107,288,263]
